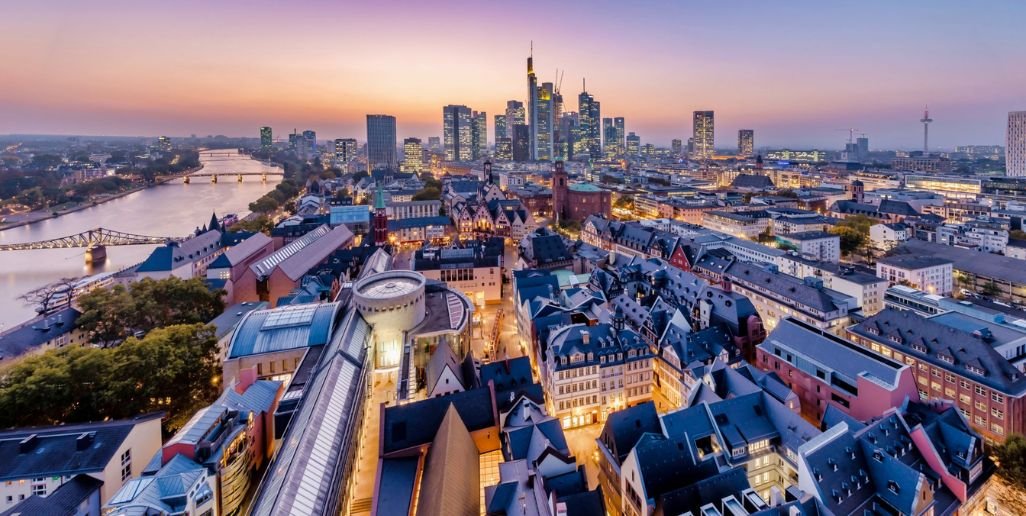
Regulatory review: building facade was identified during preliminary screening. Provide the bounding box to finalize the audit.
[366,114,397,170]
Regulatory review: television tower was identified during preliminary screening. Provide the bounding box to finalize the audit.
[920,106,933,154]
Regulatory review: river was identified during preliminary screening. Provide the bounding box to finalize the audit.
[0,151,281,330]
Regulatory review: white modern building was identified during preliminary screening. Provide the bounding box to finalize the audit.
[876,255,954,296]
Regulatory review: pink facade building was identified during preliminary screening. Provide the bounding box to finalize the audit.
[756,317,919,424]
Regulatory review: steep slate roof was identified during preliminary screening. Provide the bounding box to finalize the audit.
[0,307,81,361]
[381,387,497,455]
[0,474,102,516]
[136,230,222,273]
[415,405,480,516]
[725,261,850,315]
[849,308,1026,395]
[598,401,660,465]
[633,433,719,502]
[731,174,775,189]
[0,413,163,481]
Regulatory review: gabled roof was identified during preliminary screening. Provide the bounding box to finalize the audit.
[598,401,660,465]
[381,387,497,455]
[416,405,480,516]
[1,474,102,516]
[0,413,163,482]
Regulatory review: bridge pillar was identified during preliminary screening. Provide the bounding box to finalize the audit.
[261,173,267,181]
[183,176,190,184]
[211,174,218,183]
[85,245,107,265]
[238,174,244,183]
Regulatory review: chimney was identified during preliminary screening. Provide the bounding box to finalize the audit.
[236,366,257,394]
[721,276,733,294]
[18,434,39,453]
[581,330,590,345]
[76,432,95,450]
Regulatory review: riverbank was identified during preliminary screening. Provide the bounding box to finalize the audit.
[0,165,204,232]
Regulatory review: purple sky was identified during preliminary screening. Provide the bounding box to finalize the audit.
[1,0,1024,149]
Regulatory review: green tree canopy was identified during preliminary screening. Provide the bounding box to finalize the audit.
[996,434,1026,491]
[0,323,220,433]
[829,215,875,255]
[76,277,224,345]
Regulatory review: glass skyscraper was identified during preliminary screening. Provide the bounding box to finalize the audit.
[443,105,473,161]
[577,88,601,159]
[472,111,487,160]
[692,111,715,159]
[738,129,754,158]
[494,114,507,141]
[403,137,423,173]
[259,126,272,149]
[366,114,397,170]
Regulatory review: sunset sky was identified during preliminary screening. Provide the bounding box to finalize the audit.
[2,0,1024,149]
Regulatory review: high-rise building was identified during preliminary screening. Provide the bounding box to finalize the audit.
[494,114,507,141]
[687,137,695,155]
[692,111,715,159]
[427,136,441,150]
[334,138,357,169]
[366,115,397,170]
[472,111,487,160]
[614,117,625,156]
[856,136,869,161]
[299,130,317,161]
[495,138,513,161]
[259,127,272,150]
[738,129,754,158]
[556,112,578,161]
[443,105,473,161]
[626,132,641,157]
[288,131,298,150]
[577,86,601,159]
[671,139,683,157]
[535,82,555,161]
[602,118,617,158]
[512,124,530,162]
[1007,111,1026,177]
[403,137,423,173]
[506,100,525,130]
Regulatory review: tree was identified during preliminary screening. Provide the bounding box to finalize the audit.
[996,434,1026,491]
[19,277,80,314]
[829,215,874,256]
[982,280,1002,298]
[76,277,224,345]
[0,323,220,432]
[412,187,441,201]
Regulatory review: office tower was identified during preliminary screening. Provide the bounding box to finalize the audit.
[527,51,539,159]
[557,112,578,161]
[366,114,397,170]
[403,137,423,173]
[334,138,357,168]
[856,136,869,161]
[577,85,601,159]
[671,139,683,157]
[472,111,487,160]
[494,114,507,140]
[495,138,513,160]
[443,104,473,161]
[602,118,617,158]
[512,124,530,162]
[506,100,525,131]
[299,130,316,160]
[626,132,641,157]
[693,111,714,159]
[427,136,441,150]
[1009,111,1026,177]
[259,126,272,149]
[738,129,754,158]
[687,137,695,155]
[643,143,655,158]
[288,131,298,149]
[535,82,555,160]
[614,117,625,155]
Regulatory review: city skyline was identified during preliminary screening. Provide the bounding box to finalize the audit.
[2,1,1025,148]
